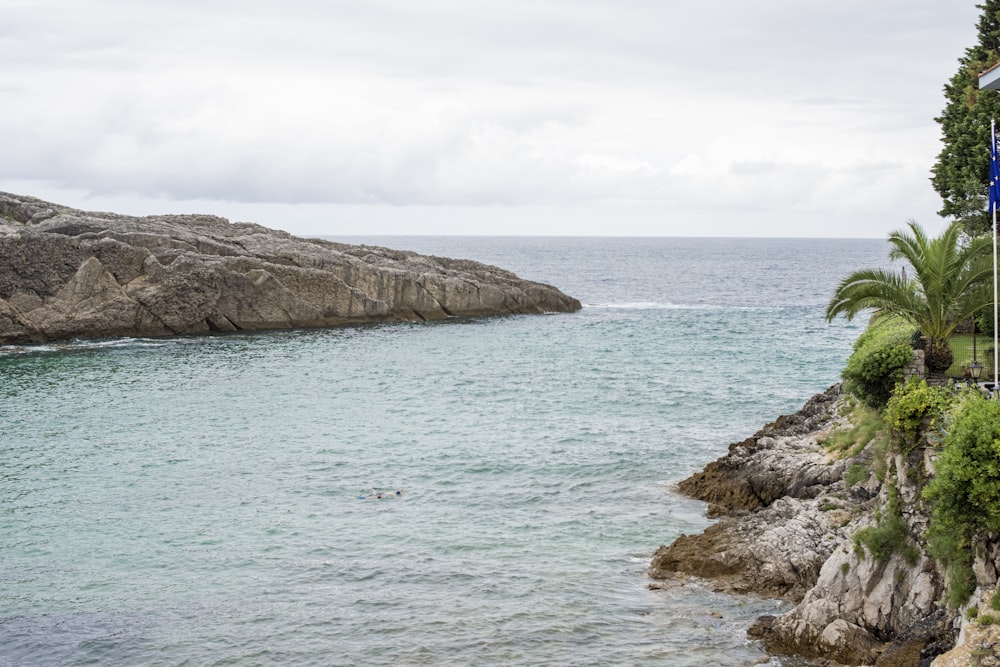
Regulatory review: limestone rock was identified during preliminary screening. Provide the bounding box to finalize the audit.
[931,622,1000,666]
[676,384,846,516]
[652,386,962,665]
[0,192,581,344]
[650,494,854,601]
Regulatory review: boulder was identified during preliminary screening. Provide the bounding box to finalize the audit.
[0,192,581,344]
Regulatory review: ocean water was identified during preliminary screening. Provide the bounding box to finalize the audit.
[1,237,889,666]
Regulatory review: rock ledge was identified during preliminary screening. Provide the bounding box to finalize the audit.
[0,192,581,344]
[650,386,966,666]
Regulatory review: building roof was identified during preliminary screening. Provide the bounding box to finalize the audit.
[980,62,1000,90]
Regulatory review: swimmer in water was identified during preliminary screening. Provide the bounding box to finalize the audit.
[359,488,403,500]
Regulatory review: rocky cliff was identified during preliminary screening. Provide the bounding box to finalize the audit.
[649,385,1000,666]
[0,192,581,344]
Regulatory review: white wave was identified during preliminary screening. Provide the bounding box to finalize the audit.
[584,301,793,312]
[585,301,714,310]
[0,336,181,356]
[0,344,61,355]
[584,301,756,311]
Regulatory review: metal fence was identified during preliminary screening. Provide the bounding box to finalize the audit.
[947,335,996,378]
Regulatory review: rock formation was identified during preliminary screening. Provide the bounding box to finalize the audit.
[0,192,581,344]
[650,385,981,666]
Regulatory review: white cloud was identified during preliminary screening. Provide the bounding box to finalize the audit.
[0,0,983,236]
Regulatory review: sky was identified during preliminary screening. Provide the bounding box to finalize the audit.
[0,1,986,237]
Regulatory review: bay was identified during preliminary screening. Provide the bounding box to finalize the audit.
[1,237,889,666]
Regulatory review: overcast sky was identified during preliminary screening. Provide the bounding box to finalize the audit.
[0,1,986,237]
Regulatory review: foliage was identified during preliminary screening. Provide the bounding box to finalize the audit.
[826,220,994,372]
[992,588,1000,611]
[821,401,886,458]
[853,486,917,565]
[840,315,916,409]
[882,377,955,452]
[924,394,1000,606]
[931,0,1000,239]
[844,464,869,488]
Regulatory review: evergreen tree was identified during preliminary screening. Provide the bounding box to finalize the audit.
[931,1,1000,238]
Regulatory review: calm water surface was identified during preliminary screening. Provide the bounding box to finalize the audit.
[1,237,889,666]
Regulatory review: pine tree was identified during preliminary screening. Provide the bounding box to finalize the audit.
[931,1,1000,238]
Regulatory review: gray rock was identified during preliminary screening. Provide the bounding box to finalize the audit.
[676,384,846,517]
[653,387,962,665]
[0,192,581,344]
[650,494,856,601]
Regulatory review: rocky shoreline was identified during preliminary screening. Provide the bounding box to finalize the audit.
[0,192,581,345]
[649,385,1000,666]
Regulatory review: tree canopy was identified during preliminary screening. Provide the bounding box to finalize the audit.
[931,1,1000,238]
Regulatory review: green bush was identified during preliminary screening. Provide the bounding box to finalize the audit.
[853,486,916,564]
[842,315,917,410]
[821,401,885,459]
[844,464,869,487]
[882,377,954,453]
[924,394,1000,606]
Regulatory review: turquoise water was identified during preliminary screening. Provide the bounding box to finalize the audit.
[1,237,888,666]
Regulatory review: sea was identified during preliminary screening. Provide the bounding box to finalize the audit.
[1,236,891,666]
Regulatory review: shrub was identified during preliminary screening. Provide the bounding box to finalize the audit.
[924,395,1000,606]
[821,401,886,459]
[842,315,917,410]
[844,464,869,487]
[853,486,915,564]
[882,377,955,453]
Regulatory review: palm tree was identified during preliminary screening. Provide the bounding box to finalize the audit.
[826,220,994,372]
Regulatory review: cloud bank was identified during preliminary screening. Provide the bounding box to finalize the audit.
[0,0,982,236]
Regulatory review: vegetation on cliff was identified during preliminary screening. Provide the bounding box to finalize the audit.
[925,394,1000,607]
[840,314,916,410]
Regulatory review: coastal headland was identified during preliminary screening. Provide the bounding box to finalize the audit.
[650,385,1000,666]
[0,192,581,345]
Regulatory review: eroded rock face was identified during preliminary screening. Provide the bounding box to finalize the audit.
[0,192,581,344]
[651,386,963,666]
[650,494,855,601]
[676,384,846,517]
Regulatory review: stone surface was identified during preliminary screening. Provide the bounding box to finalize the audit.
[930,622,1000,666]
[675,384,847,517]
[650,494,854,601]
[0,192,581,344]
[652,385,967,666]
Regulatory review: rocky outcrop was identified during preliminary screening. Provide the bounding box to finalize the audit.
[746,443,953,666]
[650,386,856,602]
[675,384,848,517]
[651,386,968,666]
[0,192,581,344]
